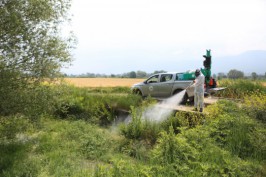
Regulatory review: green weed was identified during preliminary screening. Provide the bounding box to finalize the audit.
[152,125,197,165]
[53,85,142,125]
[216,79,265,98]
[1,80,265,177]
[119,106,144,140]
[243,92,266,123]
[87,86,131,94]
[119,106,162,143]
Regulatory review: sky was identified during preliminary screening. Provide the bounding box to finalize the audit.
[62,0,266,75]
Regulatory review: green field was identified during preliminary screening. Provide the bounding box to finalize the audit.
[0,80,266,177]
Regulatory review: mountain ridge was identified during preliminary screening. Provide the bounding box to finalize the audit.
[212,50,266,74]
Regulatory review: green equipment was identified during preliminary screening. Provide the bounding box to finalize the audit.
[201,49,212,86]
[176,70,195,81]
[183,70,195,80]
[176,49,214,87]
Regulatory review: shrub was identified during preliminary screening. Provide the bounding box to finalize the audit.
[81,130,111,160]
[175,111,206,128]
[118,139,150,161]
[53,85,142,125]
[119,106,162,160]
[87,87,131,94]
[161,115,182,134]
[208,110,266,161]
[0,84,60,119]
[94,159,153,177]
[216,79,265,99]
[119,106,144,140]
[0,115,32,140]
[204,99,240,121]
[152,125,197,165]
[94,164,112,177]
[0,116,40,177]
[150,120,263,176]
[119,106,162,143]
[243,92,266,123]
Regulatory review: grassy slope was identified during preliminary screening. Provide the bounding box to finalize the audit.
[0,117,129,177]
[1,101,265,176]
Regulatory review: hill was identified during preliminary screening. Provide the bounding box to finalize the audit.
[212,50,266,75]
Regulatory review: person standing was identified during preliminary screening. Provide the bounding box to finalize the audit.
[193,69,205,112]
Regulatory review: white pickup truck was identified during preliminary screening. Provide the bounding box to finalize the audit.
[131,72,196,103]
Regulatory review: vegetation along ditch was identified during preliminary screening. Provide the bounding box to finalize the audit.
[0,80,265,176]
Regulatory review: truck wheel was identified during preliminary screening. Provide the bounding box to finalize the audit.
[133,89,142,97]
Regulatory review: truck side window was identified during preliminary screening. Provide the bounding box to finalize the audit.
[161,76,166,82]
[160,74,173,82]
[176,74,179,80]
[176,73,183,80]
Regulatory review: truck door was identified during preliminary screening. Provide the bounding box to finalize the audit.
[157,74,174,97]
[142,74,160,97]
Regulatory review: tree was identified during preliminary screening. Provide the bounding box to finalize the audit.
[129,71,137,78]
[136,70,147,78]
[227,69,244,79]
[0,0,73,115]
[251,72,258,80]
[153,70,167,74]
[0,0,73,80]
[217,72,226,80]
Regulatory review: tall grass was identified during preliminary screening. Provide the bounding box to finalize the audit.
[0,117,114,176]
[216,79,265,98]
[1,81,265,176]
[243,92,266,123]
[116,95,266,176]
[53,85,142,125]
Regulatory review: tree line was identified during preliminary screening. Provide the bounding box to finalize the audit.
[65,70,167,78]
[66,69,266,80]
[216,69,266,80]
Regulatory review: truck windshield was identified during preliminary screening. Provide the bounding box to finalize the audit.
[147,75,159,83]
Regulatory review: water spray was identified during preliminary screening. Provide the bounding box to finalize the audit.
[142,81,194,122]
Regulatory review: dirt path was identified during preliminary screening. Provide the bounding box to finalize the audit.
[157,97,219,113]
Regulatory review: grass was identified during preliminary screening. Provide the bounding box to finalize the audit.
[1,79,266,176]
[53,85,142,126]
[0,117,119,176]
[1,109,265,176]
[216,79,266,99]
